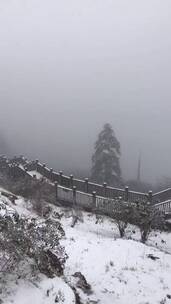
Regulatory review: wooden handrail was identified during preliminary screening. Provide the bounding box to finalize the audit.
[1,155,171,211]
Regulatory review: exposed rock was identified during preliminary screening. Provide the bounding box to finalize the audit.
[147,254,160,261]
[73,272,92,295]
[70,286,83,304]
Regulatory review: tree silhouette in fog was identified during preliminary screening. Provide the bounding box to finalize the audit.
[91,123,121,186]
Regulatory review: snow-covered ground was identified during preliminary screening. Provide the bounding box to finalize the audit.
[60,212,171,304]
[0,191,171,304]
[5,276,75,304]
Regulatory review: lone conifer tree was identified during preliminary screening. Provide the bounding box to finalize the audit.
[91,123,121,186]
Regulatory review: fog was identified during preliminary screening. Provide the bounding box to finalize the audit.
[0,0,171,183]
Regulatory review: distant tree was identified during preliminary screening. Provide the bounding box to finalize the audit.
[91,123,121,186]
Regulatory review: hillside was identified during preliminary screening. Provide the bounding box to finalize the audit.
[0,190,171,304]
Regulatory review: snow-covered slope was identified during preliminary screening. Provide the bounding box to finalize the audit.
[5,276,75,304]
[0,192,171,304]
[60,211,171,304]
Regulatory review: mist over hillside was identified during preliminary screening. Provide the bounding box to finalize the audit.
[1,0,171,183]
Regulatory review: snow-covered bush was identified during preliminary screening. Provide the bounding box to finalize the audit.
[133,201,165,243]
[0,201,67,278]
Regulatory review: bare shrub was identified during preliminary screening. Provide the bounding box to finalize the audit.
[110,198,165,242]
[111,199,134,238]
[133,201,165,243]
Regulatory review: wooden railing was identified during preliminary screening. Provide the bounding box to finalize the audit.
[33,161,150,203]
[153,188,171,204]
[155,200,171,214]
[0,155,171,215]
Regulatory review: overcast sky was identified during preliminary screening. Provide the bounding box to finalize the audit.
[0,0,171,182]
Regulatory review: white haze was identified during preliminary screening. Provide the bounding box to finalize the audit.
[0,0,171,182]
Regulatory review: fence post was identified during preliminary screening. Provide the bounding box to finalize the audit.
[70,174,73,188]
[35,159,39,171]
[55,181,58,201]
[125,186,129,202]
[73,186,77,206]
[148,190,153,203]
[92,191,96,209]
[85,178,89,193]
[59,171,63,185]
[103,182,107,196]
[13,164,17,179]
[50,168,53,181]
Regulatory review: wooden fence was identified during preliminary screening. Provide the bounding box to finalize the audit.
[0,155,171,215]
[33,161,150,203]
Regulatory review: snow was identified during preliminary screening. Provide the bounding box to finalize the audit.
[1,195,171,304]
[5,277,75,304]
[60,212,171,304]
[0,197,15,217]
[28,170,44,179]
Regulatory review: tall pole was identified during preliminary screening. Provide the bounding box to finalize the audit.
[137,152,141,183]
